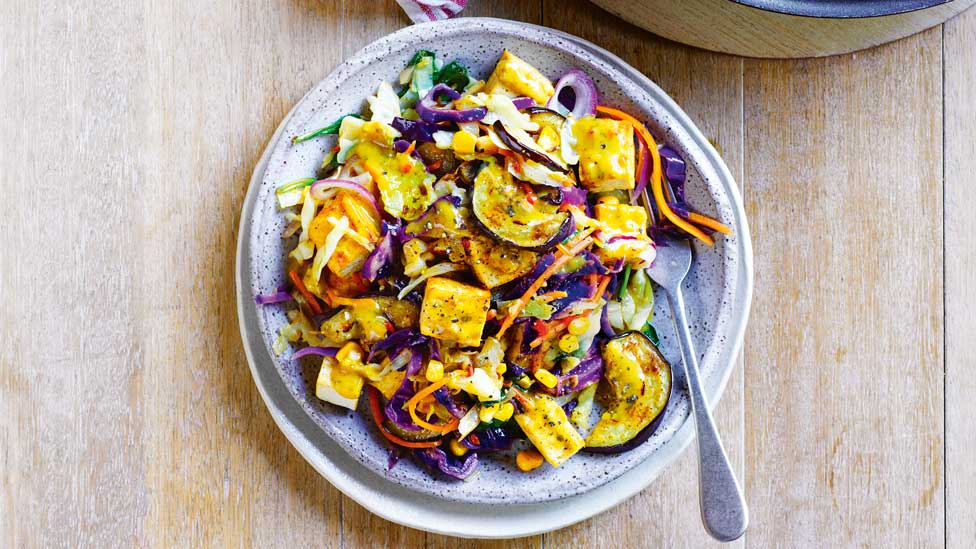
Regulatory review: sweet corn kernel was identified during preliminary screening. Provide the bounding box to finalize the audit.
[534,369,558,389]
[567,317,590,336]
[495,362,507,375]
[474,135,499,155]
[449,438,469,457]
[479,404,497,423]
[516,375,534,389]
[558,334,579,353]
[336,342,364,367]
[495,401,515,422]
[516,448,545,472]
[425,359,445,382]
[452,130,477,155]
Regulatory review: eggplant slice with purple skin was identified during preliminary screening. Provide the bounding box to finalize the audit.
[584,331,672,453]
[471,159,573,250]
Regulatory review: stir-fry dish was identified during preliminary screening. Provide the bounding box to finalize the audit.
[257,50,731,479]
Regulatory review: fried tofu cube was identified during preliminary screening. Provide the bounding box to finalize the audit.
[594,201,655,268]
[594,202,648,236]
[307,196,376,278]
[484,50,555,105]
[419,277,491,347]
[515,394,585,467]
[573,116,636,192]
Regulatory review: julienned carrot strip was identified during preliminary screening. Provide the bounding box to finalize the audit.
[496,233,595,338]
[687,212,733,235]
[596,106,715,246]
[367,387,441,449]
[406,379,460,433]
[593,274,612,301]
[289,270,324,316]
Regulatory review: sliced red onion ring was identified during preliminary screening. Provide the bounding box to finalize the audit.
[416,83,487,124]
[255,286,293,305]
[309,179,380,214]
[547,70,599,119]
[560,185,588,206]
[292,346,339,360]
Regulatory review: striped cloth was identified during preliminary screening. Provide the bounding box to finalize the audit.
[396,0,467,23]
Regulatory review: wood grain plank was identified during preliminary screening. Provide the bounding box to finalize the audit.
[136,1,347,547]
[0,2,151,546]
[543,1,747,547]
[944,8,976,548]
[742,29,945,546]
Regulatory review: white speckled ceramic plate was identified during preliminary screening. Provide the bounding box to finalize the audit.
[237,17,752,537]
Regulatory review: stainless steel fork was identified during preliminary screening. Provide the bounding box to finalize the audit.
[641,189,749,542]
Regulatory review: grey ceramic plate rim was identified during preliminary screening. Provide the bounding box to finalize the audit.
[236,17,753,538]
[728,0,947,18]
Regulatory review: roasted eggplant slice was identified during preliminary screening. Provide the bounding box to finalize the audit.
[584,331,671,453]
[471,160,573,250]
[466,234,538,288]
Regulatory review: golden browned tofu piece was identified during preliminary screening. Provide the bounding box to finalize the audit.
[419,277,491,347]
[573,116,636,192]
[515,394,585,467]
[484,50,555,105]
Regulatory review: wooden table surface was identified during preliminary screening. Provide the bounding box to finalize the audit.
[1,1,973,547]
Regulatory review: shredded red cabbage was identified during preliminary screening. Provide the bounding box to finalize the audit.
[416,84,487,124]
[368,328,429,362]
[502,253,555,300]
[432,386,468,419]
[391,117,440,143]
[413,446,478,480]
[255,286,292,305]
[384,349,424,431]
[362,231,395,282]
[511,96,535,110]
[560,185,588,207]
[460,427,516,452]
[546,345,604,396]
[600,304,615,337]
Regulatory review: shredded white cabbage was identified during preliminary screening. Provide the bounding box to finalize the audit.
[475,337,505,371]
[457,406,480,439]
[571,384,597,429]
[289,240,315,262]
[432,130,455,149]
[507,156,573,188]
[310,215,349,284]
[458,367,502,402]
[299,188,317,242]
[485,126,510,151]
[367,81,402,124]
[483,94,538,132]
[336,116,365,163]
[396,262,465,299]
[560,115,580,165]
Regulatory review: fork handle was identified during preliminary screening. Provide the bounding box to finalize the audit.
[667,287,749,542]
